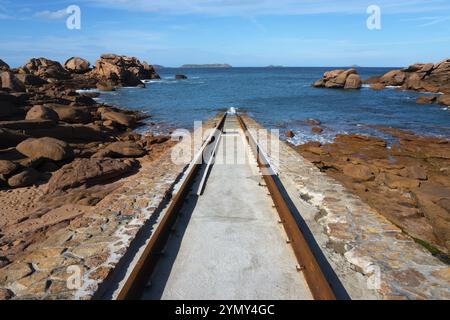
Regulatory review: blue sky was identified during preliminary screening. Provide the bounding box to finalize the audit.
[0,0,449,67]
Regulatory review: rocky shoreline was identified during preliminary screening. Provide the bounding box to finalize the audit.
[312,59,450,107]
[308,59,450,258]
[1,54,449,299]
[0,54,173,272]
[294,128,450,259]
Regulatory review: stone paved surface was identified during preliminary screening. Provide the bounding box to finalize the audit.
[242,115,450,300]
[0,116,221,300]
[1,114,448,300]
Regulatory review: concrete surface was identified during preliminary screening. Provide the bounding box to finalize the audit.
[142,116,313,300]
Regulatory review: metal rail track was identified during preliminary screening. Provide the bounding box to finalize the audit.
[116,113,227,300]
[236,113,336,300]
[116,111,336,300]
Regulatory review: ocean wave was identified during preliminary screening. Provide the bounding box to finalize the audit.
[76,88,99,93]
[287,130,346,146]
[142,80,159,84]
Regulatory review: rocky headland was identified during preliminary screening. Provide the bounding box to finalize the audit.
[312,69,362,89]
[365,59,450,94]
[365,59,450,107]
[313,59,450,107]
[0,54,173,270]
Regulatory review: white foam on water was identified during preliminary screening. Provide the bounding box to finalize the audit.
[288,130,345,146]
[76,88,99,93]
[227,107,237,115]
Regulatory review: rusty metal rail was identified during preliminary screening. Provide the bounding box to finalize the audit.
[116,112,335,300]
[236,113,336,300]
[116,113,227,300]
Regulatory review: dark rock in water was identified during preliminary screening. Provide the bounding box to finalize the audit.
[175,74,188,80]
[305,119,322,126]
[312,79,324,87]
[26,105,60,121]
[312,69,361,90]
[0,59,10,71]
[416,96,437,105]
[1,71,26,92]
[311,127,324,134]
[344,74,362,89]
[80,91,100,99]
[64,57,91,74]
[363,76,381,85]
[285,130,295,138]
[16,137,74,161]
[380,70,406,86]
[46,158,137,193]
[140,61,160,80]
[8,168,40,188]
[370,83,386,91]
[96,82,116,91]
[437,94,450,106]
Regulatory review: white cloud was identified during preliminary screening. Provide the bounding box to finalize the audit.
[85,0,450,16]
[401,15,450,27]
[0,29,165,67]
[34,9,68,20]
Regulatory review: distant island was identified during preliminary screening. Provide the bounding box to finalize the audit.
[266,65,284,68]
[180,64,232,68]
[152,64,165,69]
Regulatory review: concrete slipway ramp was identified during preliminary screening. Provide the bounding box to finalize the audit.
[142,115,313,300]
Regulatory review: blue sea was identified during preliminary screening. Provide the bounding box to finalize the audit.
[96,67,450,144]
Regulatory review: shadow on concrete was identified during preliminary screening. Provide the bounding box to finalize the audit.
[273,174,351,300]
